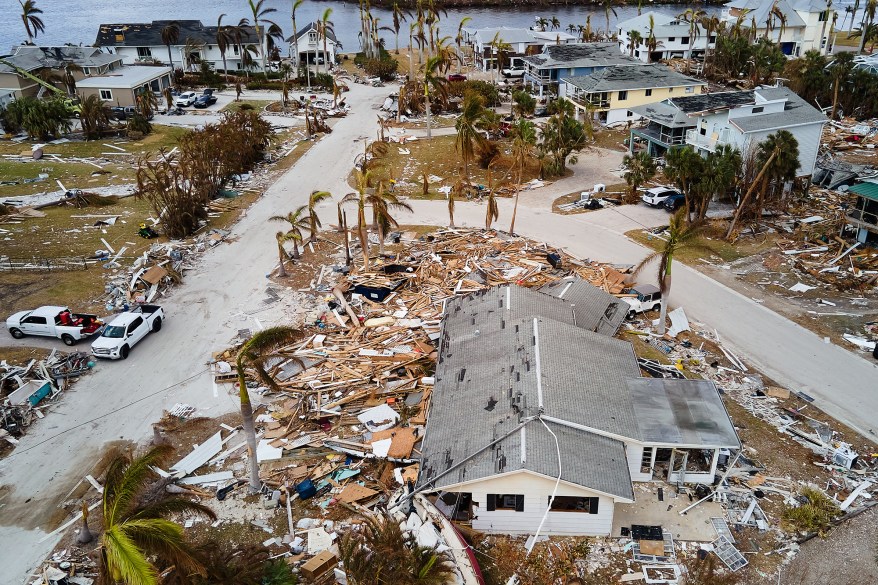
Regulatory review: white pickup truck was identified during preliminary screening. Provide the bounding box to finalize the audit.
[91,304,164,360]
[6,306,102,346]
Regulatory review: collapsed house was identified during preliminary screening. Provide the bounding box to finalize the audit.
[416,281,740,536]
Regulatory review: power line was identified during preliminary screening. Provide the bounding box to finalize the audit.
[3,368,210,460]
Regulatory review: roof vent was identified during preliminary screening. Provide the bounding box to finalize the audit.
[485,396,498,411]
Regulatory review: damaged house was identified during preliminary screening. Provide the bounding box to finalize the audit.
[416,280,740,536]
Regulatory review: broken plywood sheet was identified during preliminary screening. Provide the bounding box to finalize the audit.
[170,431,223,477]
[337,483,379,503]
[639,540,665,556]
[370,427,418,458]
[307,526,334,555]
[140,264,169,286]
[256,439,283,462]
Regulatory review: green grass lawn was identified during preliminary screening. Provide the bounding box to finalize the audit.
[0,125,188,198]
[222,99,273,113]
[626,221,781,264]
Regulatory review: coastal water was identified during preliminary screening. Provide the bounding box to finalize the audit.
[0,0,863,56]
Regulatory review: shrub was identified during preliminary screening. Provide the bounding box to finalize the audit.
[1,97,72,139]
[781,487,841,536]
[354,47,399,81]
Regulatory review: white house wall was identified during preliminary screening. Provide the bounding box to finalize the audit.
[110,43,269,71]
[451,471,617,536]
[744,122,824,176]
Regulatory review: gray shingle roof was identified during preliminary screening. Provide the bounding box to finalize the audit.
[523,42,642,69]
[730,87,827,133]
[629,101,696,128]
[563,64,705,93]
[0,46,121,74]
[537,276,628,337]
[95,20,259,47]
[724,0,807,29]
[419,283,741,500]
[668,90,757,114]
[627,379,741,448]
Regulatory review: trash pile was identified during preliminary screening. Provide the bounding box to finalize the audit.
[0,350,92,447]
[821,119,878,162]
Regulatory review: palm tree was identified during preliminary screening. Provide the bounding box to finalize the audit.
[485,174,499,230]
[509,119,537,235]
[831,52,856,119]
[216,15,232,78]
[858,0,877,53]
[368,186,412,256]
[236,328,302,493]
[628,30,643,57]
[455,92,488,185]
[248,0,278,77]
[699,14,721,75]
[566,23,577,35]
[305,190,332,243]
[645,15,661,62]
[455,16,472,69]
[393,3,411,55]
[274,231,295,277]
[319,8,335,74]
[550,16,561,31]
[19,0,45,44]
[634,209,704,335]
[536,16,549,31]
[694,144,741,220]
[161,21,180,70]
[182,37,204,72]
[663,146,704,223]
[678,8,706,73]
[603,0,618,39]
[98,445,216,585]
[423,54,450,138]
[339,512,454,585]
[342,169,373,270]
[725,130,799,239]
[269,207,310,259]
[289,0,305,72]
[622,151,657,203]
[79,94,111,140]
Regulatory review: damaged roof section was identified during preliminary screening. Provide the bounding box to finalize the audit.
[523,42,642,68]
[95,20,259,47]
[563,64,705,93]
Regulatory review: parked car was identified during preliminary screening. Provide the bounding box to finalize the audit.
[641,186,682,207]
[91,304,164,360]
[501,67,525,78]
[662,192,690,212]
[622,285,662,318]
[447,73,467,82]
[109,106,154,121]
[175,92,198,107]
[6,306,102,346]
[193,93,218,108]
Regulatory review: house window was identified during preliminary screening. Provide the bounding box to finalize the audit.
[309,31,318,42]
[549,496,599,514]
[82,67,91,75]
[709,36,717,43]
[233,45,240,55]
[668,37,675,42]
[669,88,674,93]
[137,47,152,58]
[645,88,652,97]
[819,10,829,22]
[618,90,628,101]
[99,89,113,101]
[681,37,689,45]
[685,86,695,93]
[752,106,764,113]
[486,494,524,512]
[627,110,633,117]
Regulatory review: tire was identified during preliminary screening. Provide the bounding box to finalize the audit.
[10,328,24,339]
[120,345,130,360]
[152,317,162,332]
[61,334,76,346]
[627,310,636,320]
[654,303,662,313]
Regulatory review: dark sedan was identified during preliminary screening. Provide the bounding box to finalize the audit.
[193,94,218,108]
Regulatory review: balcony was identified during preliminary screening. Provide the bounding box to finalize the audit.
[633,124,688,147]
[686,128,733,152]
[571,94,609,110]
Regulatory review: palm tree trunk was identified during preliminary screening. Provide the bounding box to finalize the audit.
[725,148,777,240]
[358,207,369,270]
[167,44,174,70]
[448,192,455,227]
[277,243,287,277]
[310,214,319,244]
[291,240,300,259]
[378,222,386,256]
[510,168,522,233]
[425,85,432,139]
[238,380,261,493]
[658,269,670,335]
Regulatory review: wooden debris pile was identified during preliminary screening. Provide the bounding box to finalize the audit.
[0,350,92,447]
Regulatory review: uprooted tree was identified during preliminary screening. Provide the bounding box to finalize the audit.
[136,110,272,239]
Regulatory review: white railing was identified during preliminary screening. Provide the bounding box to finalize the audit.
[685,128,732,152]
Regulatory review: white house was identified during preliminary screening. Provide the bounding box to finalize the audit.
[416,281,741,536]
[95,20,268,73]
[722,0,836,56]
[462,26,576,72]
[76,66,172,107]
[629,86,828,175]
[522,42,643,97]
[617,11,714,63]
[291,22,341,68]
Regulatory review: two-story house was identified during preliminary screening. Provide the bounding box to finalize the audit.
[522,43,643,97]
[95,20,266,73]
[462,26,577,72]
[291,22,341,69]
[629,86,827,176]
[616,12,714,63]
[560,64,705,124]
[0,45,124,99]
[722,0,835,56]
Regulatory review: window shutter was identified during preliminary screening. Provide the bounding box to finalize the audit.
[486,494,496,511]
[515,495,525,512]
[589,498,599,514]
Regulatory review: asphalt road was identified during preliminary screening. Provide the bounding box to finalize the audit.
[2,82,877,582]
